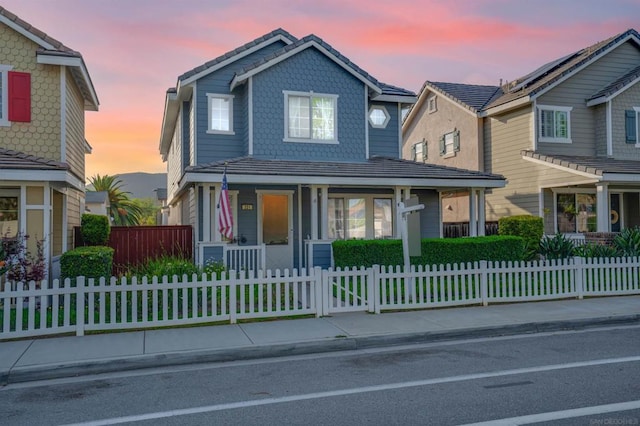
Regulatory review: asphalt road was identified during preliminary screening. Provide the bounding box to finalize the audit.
[1,325,639,425]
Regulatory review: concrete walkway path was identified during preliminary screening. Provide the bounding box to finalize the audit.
[1,295,639,385]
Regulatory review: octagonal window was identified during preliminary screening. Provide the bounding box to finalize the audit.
[368,106,390,128]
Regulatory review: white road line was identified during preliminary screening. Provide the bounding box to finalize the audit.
[460,400,640,425]
[61,355,640,426]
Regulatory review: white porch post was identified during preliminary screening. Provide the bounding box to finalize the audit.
[310,185,318,239]
[477,189,486,236]
[469,189,478,237]
[213,183,221,242]
[320,186,329,239]
[203,185,211,241]
[394,186,403,238]
[596,183,609,232]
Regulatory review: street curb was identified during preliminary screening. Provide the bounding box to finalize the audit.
[4,314,640,385]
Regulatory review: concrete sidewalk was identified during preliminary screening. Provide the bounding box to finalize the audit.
[1,295,639,385]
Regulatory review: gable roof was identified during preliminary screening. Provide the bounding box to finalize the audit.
[485,28,640,111]
[522,150,640,181]
[184,156,505,188]
[587,63,640,106]
[230,33,416,100]
[0,5,99,110]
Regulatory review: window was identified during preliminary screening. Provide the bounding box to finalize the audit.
[0,65,10,126]
[538,105,572,143]
[328,195,393,240]
[284,91,338,143]
[368,105,390,128]
[625,108,640,146]
[556,192,596,233]
[0,192,19,238]
[439,129,460,157]
[428,96,437,113]
[413,139,427,162]
[207,94,234,134]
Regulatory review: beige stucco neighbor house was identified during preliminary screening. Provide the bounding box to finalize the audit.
[0,6,99,278]
[404,29,640,236]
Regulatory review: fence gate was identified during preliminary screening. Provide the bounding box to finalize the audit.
[323,267,373,314]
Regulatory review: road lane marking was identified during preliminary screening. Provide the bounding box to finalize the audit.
[61,355,640,426]
[460,400,640,425]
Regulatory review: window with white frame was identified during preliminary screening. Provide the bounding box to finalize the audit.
[284,91,337,143]
[368,105,390,128]
[0,65,10,125]
[413,139,427,162]
[625,108,640,146]
[538,105,572,143]
[556,192,596,233]
[207,94,234,134]
[328,195,393,240]
[0,190,19,238]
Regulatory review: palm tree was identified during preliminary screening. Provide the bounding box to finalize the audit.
[87,174,143,226]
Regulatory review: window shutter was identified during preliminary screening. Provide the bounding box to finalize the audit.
[412,144,417,161]
[8,71,31,122]
[625,110,636,144]
[439,136,445,156]
[422,140,427,161]
[453,129,460,152]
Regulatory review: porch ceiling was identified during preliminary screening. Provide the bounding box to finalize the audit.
[183,156,506,188]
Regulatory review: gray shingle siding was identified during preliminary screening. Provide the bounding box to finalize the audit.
[251,47,366,161]
[369,102,400,158]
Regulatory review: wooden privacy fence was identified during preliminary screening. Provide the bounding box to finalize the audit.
[75,225,193,274]
[1,256,639,340]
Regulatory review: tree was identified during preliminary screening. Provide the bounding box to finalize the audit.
[87,174,143,226]
[131,198,161,225]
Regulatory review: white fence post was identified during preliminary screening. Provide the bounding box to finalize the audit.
[367,265,375,313]
[76,276,85,336]
[322,268,330,316]
[314,267,323,317]
[229,270,237,324]
[480,260,488,306]
[372,265,381,314]
[574,256,584,299]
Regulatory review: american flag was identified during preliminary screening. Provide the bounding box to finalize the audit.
[218,168,233,240]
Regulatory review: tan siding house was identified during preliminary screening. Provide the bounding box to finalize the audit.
[0,6,99,279]
[404,28,640,236]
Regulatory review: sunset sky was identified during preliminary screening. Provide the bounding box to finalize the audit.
[2,0,639,180]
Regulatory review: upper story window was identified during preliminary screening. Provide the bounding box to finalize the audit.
[207,94,234,134]
[284,90,338,143]
[439,129,460,157]
[0,65,11,126]
[413,139,427,162]
[625,108,640,146]
[538,105,572,143]
[368,105,390,128]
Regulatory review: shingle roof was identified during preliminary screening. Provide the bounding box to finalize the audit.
[178,28,297,82]
[0,148,69,171]
[85,191,109,204]
[522,151,640,176]
[379,82,416,98]
[486,29,640,109]
[0,6,80,57]
[187,156,504,181]
[589,63,640,102]
[427,82,502,112]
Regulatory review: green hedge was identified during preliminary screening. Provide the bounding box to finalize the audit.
[81,213,110,246]
[498,215,543,250]
[61,246,114,282]
[332,235,525,268]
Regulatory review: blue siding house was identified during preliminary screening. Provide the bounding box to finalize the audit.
[159,29,505,270]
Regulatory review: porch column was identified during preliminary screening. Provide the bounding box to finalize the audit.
[469,189,478,237]
[596,183,609,232]
[477,189,486,236]
[394,186,403,238]
[310,185,318,239]
[203,185,211,241]
[320,186,329,239]
[213,184,221,242]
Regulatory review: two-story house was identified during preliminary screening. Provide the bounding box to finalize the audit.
[404,29,640,236]
[160,29,505,270]
[0,6,99,278]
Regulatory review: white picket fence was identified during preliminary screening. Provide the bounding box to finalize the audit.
[1,256,639,340]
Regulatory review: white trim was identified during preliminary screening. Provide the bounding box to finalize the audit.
[310,185,318,240]
[606,100,613,156]
[0,170,85,190]
[587,75,640,106]
[0,14,56,49]
[192,83,197,166]
[255,190,294,269]
[596,183,609,232]
[634,106,640,148]
[368,105,390,129]
[179,35,295,87]
[231,41,382,95]
[536,105,573,144]
[36,54,99,110]
[601,172,640,182]
[206,93,235,135]
[248,76,254,155]
[397,102,402,158]
[60,66,67,161]
[283,90,339,144]
[531,100,537,151]
[522,155,601,180]
[481,96,531,117]
[0,64,13,126]
[364,85,369,159]
[203,184,211,241]
[297,184,303,269]
[320,186,329,240]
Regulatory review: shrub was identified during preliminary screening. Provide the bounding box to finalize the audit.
[498,215,544,252]
[333,235,525,268]
[81,213,110,246]
[613,226,640,257]
[0,232,46,284]
[61,246,114,282]
[125,254,200,280]
[539,234,576,260]
[573,243,619,259]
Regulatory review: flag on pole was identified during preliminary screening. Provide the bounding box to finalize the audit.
[218,167,233,240]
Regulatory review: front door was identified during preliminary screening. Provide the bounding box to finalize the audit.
[258,191,293,271]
